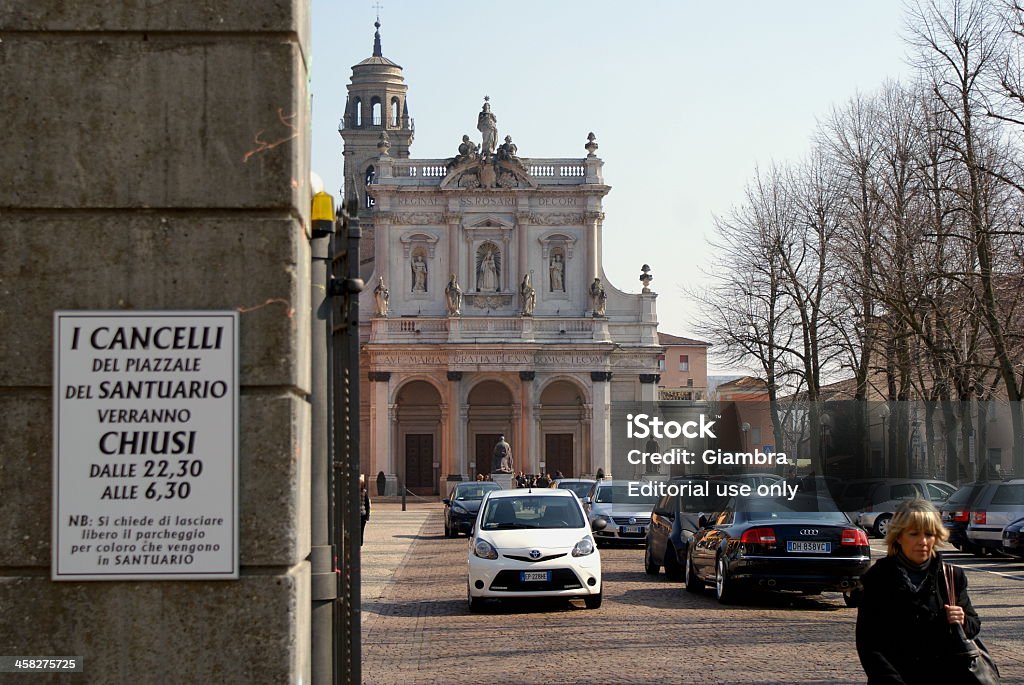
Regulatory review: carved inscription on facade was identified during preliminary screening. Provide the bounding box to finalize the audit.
[535,354,607,367]
[374,354,446,367]
[452,352,531,366]
[459,196,515,207]
[397,196,446,206]
[536,197,578,206]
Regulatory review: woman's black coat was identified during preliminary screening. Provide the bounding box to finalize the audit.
[856,554,980,685]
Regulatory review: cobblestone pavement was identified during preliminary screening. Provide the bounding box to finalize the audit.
[361,505,1024,685]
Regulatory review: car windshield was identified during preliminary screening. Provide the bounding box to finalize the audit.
[557,481,594,498]
[946,485,981,506]
[594,485,660,505]
[454,484,500,501]
[991,484,1024,506]
[480,496,585,530]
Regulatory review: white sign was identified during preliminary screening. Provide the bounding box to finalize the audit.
[52,311,239,580]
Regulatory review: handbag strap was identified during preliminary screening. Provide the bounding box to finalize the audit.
[942,562,957,606]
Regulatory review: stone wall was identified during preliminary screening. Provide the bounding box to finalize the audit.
[0,2,312,682]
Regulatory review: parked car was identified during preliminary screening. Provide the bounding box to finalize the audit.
[443,481,501,537]
[466,488,604,611]
[1001,516,1024,559]
[966,479,1024,554]
[939,482,993,554]
[644,479,721,580]
[554,478,596,500]
[583,479,660,545]
[851,479,957,537]
[685,494,871,605]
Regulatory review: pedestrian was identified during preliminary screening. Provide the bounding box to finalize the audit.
[856,498,985,684]
[359,474,371,546]
[595,468,605,481]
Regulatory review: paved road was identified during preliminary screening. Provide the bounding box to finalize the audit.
[361,504,1024,685]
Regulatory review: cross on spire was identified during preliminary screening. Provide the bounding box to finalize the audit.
[371,3,384,57]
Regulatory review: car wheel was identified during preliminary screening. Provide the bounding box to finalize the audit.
[715,556,738,605]
[444,520,453,538]
[873,514,892,538]
[685,548,704,594]
[467,581,483,613]
[664,544,683,581]
[583,592,602,609]
[644,544,660,575]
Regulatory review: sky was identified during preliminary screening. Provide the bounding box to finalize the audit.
[310,0,918,373]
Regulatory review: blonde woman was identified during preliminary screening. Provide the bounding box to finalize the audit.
[856,499,980,684]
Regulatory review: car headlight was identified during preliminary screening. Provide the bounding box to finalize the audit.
[451,503,469,514]
[473,538,498,560]
[572,536,596,557]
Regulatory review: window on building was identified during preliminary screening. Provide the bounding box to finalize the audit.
[364,166,376,208]
[678,354,689,371]
[752,427,761,445]
[657,355,665,371]
[390,97,400,127]
[354,98,362,127]
[687,378,693,387]
[371,98,382,126]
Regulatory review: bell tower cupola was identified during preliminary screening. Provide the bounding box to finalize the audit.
[339,19,414,211]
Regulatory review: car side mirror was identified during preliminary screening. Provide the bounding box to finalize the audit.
[582,497,591,505]
[442,498,451,506]
[591,516,608,532]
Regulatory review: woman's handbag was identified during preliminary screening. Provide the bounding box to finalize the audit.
[942,563,1001,685]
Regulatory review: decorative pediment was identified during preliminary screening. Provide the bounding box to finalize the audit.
[539,231,578,260]
[399,230,439,259]
[439,155,537,190]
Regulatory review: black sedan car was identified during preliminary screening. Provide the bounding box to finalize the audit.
[1002,516,1024,559]
[684,495,871,604]
[443,481,501,537]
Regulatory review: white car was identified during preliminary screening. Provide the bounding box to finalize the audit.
[467,488,604,611]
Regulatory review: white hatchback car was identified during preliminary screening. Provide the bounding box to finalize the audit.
[467,488,603,611]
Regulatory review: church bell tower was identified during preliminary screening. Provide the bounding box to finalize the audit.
[339,19,414,212]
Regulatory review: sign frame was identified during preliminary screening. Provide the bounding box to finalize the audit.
[52,311,239,581]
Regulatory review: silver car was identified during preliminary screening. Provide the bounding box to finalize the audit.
[583,480,660,545]
[966,479,1024,553]
[852,479,957,537]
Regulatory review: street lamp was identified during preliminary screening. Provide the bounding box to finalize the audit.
[741,422,750,453]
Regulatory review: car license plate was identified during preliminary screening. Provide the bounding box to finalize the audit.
[521,571,550,582]
[787,541,830,553]
[622,526,644,534]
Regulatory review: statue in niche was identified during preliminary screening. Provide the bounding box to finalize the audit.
[492,435,513,473]
[476,245,500,292]
[411,254,428,293]
[477,97,498,157]
[445,273,463,316]
[373,276,390,317]
[590,277,607,317]
[520,273,536,316]
[496,135,519,163]
[549,253,565,292]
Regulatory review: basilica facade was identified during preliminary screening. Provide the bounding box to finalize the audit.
[341,23,662,495]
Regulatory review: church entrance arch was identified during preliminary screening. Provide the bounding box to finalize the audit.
[396,380,442,496]
[539,380,588,478]
[467,380,515,478]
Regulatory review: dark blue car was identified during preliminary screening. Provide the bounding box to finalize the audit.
[443,482,501,537]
